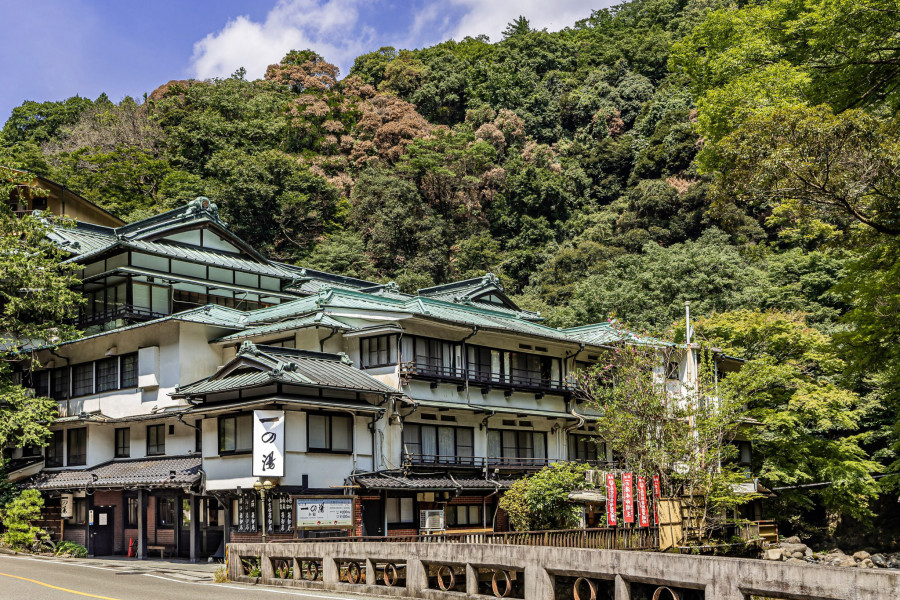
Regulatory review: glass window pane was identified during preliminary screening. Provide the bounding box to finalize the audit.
[438,426,454,459]
[487,430,501,458]
[386,498,399,523]
[308,415,328,449]
[534,433,546,459]
[400,498,413,523]
[236,414,252,451]
[469,505,480,524]
[96,357,119,392]
[421,425,437,457]
[72,363,93,397]
[121,354,138,388]
[502,430,517,457]
[331,415,352,452]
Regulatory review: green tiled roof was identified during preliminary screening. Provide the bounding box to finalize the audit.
[174,342,399,397]
[216,313,351,342]
[244,296,323,323]
[562,322,668,347]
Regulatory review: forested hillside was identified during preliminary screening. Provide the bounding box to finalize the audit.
[2,0,899,543]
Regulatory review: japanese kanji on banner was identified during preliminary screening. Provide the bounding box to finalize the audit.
[622,472,634,523]
[605,473,617,526]
[652,474,661,525]
[253,409,285,477]
[637,476,650,527]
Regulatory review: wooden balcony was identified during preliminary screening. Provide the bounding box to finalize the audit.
[72,305,167,328]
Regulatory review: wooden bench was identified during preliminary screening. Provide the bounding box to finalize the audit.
[147,545,168,558]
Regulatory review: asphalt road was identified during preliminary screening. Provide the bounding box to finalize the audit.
[0,554,381,600]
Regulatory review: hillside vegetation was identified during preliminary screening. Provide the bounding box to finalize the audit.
[3,0,900,544]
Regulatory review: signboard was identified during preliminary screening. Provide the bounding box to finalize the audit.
[253,409,285,477]
[652,474,661,525]
[99,512,108,526]
[294,496,355,529]
[60,494,74,519]
[622,472,634,524]
[605,473,617,527]
[637,476,649,527]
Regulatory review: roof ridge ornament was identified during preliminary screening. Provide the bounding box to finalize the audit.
[337,352,353,366]
[238,340,259,356]
[183,196,220,221]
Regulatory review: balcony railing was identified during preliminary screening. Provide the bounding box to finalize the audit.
[400,360,464,381]
[400,360,571,394]
[72,306,167,328]
[403,453,621,470]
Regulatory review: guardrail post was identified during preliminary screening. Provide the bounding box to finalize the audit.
[365,558,376,587]
[260,545,275,579]
[405,554,427,596]
[466,563,478,595]
[525,565,554,600]
[615,575,631,600]
[323,553,339,588]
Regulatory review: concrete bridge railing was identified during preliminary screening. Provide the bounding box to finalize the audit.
[227,541,900,600]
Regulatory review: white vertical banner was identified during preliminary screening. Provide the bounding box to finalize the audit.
[60,493,74,519]
[253,410,285,477]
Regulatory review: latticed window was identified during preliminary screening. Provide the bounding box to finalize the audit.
[121,353,138,388]
[96,357,119,392]
[72,363,93,397]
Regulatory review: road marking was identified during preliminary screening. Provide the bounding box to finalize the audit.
[143,574,360,599]
[0,572,125,600]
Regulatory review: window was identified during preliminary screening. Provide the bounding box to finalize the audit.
[125,496,139,527]
[46,431,63,467]
[67,428,87,466]
[218,414,252,454]
[22,443,42,457]
[72,363,93,397]
[402,423,474,464]
[157,496,176,528]
[666,361,680,380]
[446,504,482,527]
[307,413,353,452]
[51,368,69,400]
[568,434,604,462]
[385,497,414,525]
[115,428,130,458]
[264,337,296,349]
[361,335,396,368]
[467,345,562,389]
[67,498,87,525]
[33,371,50,397]
[399,336,462,377]
[121,353,138,388]
[487,429,547,465]
[96,357,119,392]
[147,424,165,456]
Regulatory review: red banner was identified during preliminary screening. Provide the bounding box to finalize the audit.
[622,472,634,523]
[605,473,617,526]
[637,476,650,527]
[652,475,661,525]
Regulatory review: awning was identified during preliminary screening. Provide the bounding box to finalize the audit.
[28,455,201,491]
[185,395,386,416]
[204,477,259,492]
[411,398,576,420]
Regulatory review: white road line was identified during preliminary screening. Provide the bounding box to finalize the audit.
[141,574,364,599]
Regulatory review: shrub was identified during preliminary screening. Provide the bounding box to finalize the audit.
[498,462,591,531]
[0,490,45,551]
[55,541,88,558]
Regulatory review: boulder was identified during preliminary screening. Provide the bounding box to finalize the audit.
[862,559,875,569]
[792,551,804,559]
[804,547,813,558]
[838,555,858,568]
[871,554,887,568]
[886,556,900,569]
[781,543,809,555]
[765,548,784,561]
[782,536,802,544]
[853,550,871,561]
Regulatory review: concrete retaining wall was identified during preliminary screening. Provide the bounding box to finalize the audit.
[227,541,900,600]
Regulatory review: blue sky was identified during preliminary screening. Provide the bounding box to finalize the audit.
[0,0,616,125]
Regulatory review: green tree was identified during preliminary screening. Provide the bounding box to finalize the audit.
[695,310,881,528]
[0,489,45,550]
[498,462,590,531]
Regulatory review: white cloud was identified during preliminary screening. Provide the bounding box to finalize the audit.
[190,0,370,80]
[443,0,612,43]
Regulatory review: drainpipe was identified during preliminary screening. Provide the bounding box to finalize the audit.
[459,326,478,410]
[318,326,339,352]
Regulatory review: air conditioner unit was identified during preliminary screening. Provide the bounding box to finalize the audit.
[420,509,445,531]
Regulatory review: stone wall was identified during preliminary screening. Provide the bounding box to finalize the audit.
[226,540,900,600]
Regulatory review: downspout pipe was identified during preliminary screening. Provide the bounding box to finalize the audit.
[318,326,339,352]
[459,326,478,409]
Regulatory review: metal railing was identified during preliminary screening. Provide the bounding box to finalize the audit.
[402,453,619,470]
[73,305,167,328]
[400,360,571,394]
[282,527,659,551]
[400,361,464,380]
